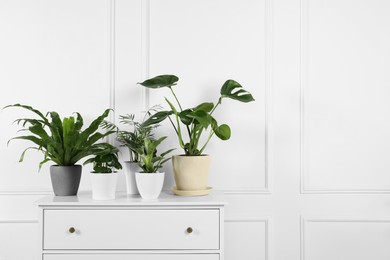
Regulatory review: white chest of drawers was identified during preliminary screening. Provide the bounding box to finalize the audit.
[37,191,226,260]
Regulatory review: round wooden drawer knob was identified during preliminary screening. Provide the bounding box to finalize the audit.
[68,227,76,234]
[186,227,193,234]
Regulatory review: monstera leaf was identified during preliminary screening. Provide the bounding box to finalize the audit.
[220,79,255,103]
[211,117,231,141]
[137,75,254,155]
[138,75,179,88]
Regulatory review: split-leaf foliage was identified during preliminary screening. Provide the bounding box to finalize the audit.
[138,75,255,156]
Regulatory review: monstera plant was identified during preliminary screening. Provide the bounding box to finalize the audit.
[138,75,254,196]
[5,104,116,196]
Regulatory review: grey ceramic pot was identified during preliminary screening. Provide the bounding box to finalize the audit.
[50,165,82,196]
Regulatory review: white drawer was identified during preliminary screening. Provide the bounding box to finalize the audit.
[43,209,220,250]
[44,254,219,260]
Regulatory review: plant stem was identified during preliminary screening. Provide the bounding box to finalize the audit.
[210,97,222,115]
[194,127,203,151]
[167,116,179,135]
[169,87,191,137]
[171,114,185,149]
[169,87,183,111]
[199,130,214,154]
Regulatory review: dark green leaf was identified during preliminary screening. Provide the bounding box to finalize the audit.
[211,118,231,140]
[178,109,193,125]
[3,104,50,124]
[187,110,211,128]
[160,148,175,157]
[193,102,214,112]
[220,80,255,103]
[138,75,179,88]
[141,111,172,127]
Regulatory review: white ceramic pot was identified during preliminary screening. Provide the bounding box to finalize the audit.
[135,172,165,199]
[90,172,118,200]
[124,161,140,195]
[172,155,210,191]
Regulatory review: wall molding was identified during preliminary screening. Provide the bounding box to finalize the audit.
[128,0,274,194]
[223,189,272,195]
[141,0,150,111]
[0,220,38,224]
[264,0,274,195]
[300,216,390,260]
[0,191,52,196]
[0,0,273,196]
[226,218,271,260]
[108,0,116,139]
[207,0,274,195]
[299,0,390,194]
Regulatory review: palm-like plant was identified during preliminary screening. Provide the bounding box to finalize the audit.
[115,106,161,162]
[4,104,117,170]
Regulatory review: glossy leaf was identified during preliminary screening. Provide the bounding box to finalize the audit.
[178,109,193,125]
[5,104,117,169]
[211,118,231,140]
[187,110,211,128]
[141,111,172,127]
[138,75,179,88]
[193,102,214,112]
[220,80,255,103]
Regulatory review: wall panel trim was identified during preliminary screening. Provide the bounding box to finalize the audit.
[299,0,390,194]
[300,216,390,260]
[226,218,271,260]
[0,191,52,196]
[0,220,38,224]
[216,0,274,194]
[141,0,150,111]
[108,0,116,139]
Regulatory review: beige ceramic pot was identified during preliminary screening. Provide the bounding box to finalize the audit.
[172,155,211,191]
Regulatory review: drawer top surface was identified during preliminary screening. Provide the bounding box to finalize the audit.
[37,191,227,207]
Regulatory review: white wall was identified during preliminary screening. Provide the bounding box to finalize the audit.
[1,0,390,259]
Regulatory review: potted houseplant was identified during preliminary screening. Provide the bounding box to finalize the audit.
[138,75,254,196]
[84,143,122,200]
[4,104,116,196]
[134,136,174,199]
[115,107,159,195]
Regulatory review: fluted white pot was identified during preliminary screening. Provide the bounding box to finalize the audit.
[135,172,164,199]
[124,161,140,195]
[90,172,118,200]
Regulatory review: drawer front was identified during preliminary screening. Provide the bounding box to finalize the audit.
[43,209,219,250]
[44,254,219,260]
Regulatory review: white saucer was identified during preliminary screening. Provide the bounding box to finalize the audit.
[172,186,212,196]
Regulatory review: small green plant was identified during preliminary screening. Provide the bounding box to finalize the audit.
[84,143,122,173]
[4,104,116,170]
[136,137,174,173]
[115,106,161,162]
[138,75,255,156]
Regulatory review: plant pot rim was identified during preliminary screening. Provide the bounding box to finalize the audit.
[174,154,210,157]
[51,164,82,167]
[90,171,118,174]
[136,171,164,174]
